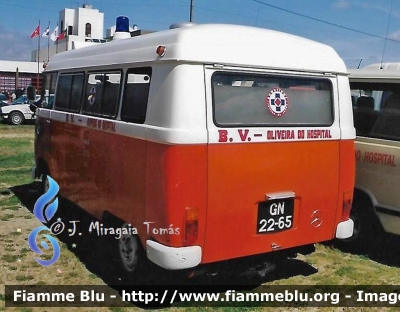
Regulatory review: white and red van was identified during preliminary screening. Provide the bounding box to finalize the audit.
[31,23,355,280]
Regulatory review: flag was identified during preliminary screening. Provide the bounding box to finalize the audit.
[30,25,40,38]
[50,25,58,42]
[42,26,50,37]
[57,28,67,40]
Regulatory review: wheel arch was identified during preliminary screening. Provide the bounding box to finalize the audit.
[35,157,49,177]
[8,110,25,124]
[353,185,379,213]
[101,210,146,248]
[353,186,385,233]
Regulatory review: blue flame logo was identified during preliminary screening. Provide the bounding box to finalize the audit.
[28,226,60,266]
[28,176,61,266]
[33,177,59,223]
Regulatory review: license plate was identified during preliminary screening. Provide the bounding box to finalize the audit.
[257,198,294,234]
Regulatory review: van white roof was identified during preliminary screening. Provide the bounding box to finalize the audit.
[349,63,400,82]
[46,23,347,74]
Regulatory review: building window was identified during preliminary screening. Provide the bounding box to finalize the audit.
[85,23,91,37]
[0,73,42,94]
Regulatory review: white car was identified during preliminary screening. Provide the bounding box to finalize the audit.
[0,95,40,125]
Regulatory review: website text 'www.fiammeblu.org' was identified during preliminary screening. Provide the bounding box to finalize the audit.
[123,289,341,305]
[6,286,400,307]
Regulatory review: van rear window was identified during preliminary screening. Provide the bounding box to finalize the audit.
[212,73,333,127]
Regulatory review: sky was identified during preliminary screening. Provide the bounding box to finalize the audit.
[1,0,400,68]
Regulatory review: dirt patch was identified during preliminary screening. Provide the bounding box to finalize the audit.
[0,166,32,172]
[0,133,34,138]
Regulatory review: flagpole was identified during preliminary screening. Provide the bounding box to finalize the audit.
[56,23,59,54]
[37,20,40,92]
[47,21,50,62]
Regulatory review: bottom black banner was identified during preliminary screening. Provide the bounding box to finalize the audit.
[5,285,400,307]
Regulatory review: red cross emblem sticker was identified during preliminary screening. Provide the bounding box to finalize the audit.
[266,88,289,117]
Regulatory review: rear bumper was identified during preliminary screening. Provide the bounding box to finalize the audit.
[335,219,354,239]
[146,240,202,270]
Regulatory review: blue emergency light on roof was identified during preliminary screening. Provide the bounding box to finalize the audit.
[113,16,131,40]
[116,16,129,32]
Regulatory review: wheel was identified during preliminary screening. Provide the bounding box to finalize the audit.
[118,224,140,273]
[38,173,50,195]
[98,212,152,284]
[42,174,50,194]
[9,112,24,125]
[101,221,147,284]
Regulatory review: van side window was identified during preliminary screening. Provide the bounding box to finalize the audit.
[121,67,152,124]
[212,73,333,126]
[83,72,121,118]
[355,95,376,136]
[70,75,84,111]
[55,73,84,112]
[351,82,400,140]
[41,73,57,109]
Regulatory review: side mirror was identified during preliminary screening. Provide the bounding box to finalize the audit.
[27,86,36,101]
[29,103,37,113]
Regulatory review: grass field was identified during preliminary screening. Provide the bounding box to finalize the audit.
[1,123,400,311]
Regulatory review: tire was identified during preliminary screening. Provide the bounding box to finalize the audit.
[117,223,141,275]
[119,230,139,272]
[42,174,50,194]
[37,173,50,196]
[9,111,24,125]
[104,220,146,284]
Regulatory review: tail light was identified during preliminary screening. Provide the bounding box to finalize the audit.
[342,190,353,221]
[156,45,166,57]
[184,207,198,244]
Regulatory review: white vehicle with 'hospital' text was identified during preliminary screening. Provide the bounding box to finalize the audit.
[344,63,400,248]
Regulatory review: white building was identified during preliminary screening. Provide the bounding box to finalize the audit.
[32,4,106,63]
[0,4,147,94]
[59,4,104,46]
